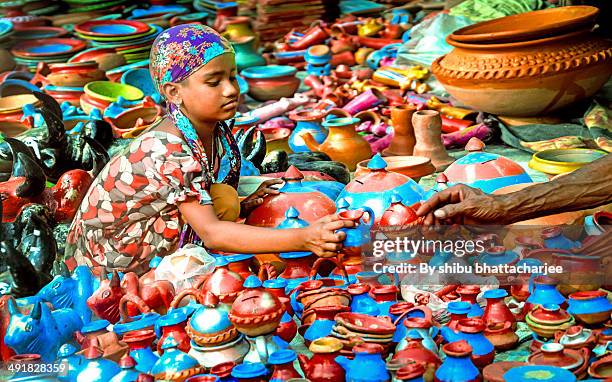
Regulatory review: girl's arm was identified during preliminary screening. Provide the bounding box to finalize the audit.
[178,198,353,257]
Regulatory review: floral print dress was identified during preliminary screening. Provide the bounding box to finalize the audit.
[65,125,239,275]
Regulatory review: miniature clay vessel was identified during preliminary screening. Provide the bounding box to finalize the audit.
[554,325,596,352]
[228,276,285,337]
[481,289,516,330]
[298,337,346,382]
[150,336,203,382]
[484,321,518,351]
[44,61,106,88]
[393,334,441,382]
[432,11,612,117]
[240,65,300,102]
[196,256,245,304]
[288,109,328,153]
[567,290,612,325]
[411,110,454,171]
[302,116,373,171]
[588,353,612,379]
[384,105,417,156]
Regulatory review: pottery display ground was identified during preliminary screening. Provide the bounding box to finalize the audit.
[0,1,611,382]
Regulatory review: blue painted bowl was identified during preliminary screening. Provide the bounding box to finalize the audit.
[503,365,576,382]
[240,65,297,79]
[121,68,157,98]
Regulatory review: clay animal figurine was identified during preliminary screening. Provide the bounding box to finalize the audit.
[12,203,56,275]
[87,271,124,324]
[36,264,97,324]
[0,240,53,298]
[4,298,83,362]
[121,272,175,317]
[233,124,267,173]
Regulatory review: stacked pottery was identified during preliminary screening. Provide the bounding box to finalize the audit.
[172,291,247,369]
[443,138,532,193]
[299,277,351,326]
[336,154,425,224]
[456,285,483,317]
[240,65,300,101]
[554,325,597,353]
[330,312,396,357]
[11,38,87,70]
[432,6,612,117]
[526,304,575,339]
[527,343,589,379]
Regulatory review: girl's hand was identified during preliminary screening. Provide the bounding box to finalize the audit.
[240,179,283,215]
[301,214,355,257]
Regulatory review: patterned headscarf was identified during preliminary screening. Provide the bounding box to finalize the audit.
[150,23,241,246]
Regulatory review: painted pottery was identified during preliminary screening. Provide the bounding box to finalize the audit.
[155,310,190,355]
[196,256,245,304]
[393,333,441,382]
[443,138,533,193]
[527,276,566,307]
[529,148,608,175]
[541,227,578,250]
[335,343,391,382]
[457,285,483,317]
[240,65,300,101]
[527,343,587,377]
[268,349,301,381]
[68,47,126,71]
[526,304,575,338]
[288,109,328,153]
[121,329,159,373]
[440,318,495,369]
[107,104,162,138]
[245,166,337,228]
[43,62,107,87]
[434,341,481,382]
[588,353,612,379]
[220,16,256,40]
[76,344,121,382]
[504,365,576,382]
[188,335,250,369]
[232,36,266,72]
[275,207,315,279]
[369,285,399,316]
[480,289,516,330]
[337,154,425,224]
[230,361,268,381]
[348,284,379,315]
[447,302,471,330]
[275,311,298,344]
[228,276,284,336]
[109,354,140,382]
[481,362,526,382]
[555,325,596,352]
[171,290,236,347]
[342,89,386,115]
[261,127,291,154]
[84,81,143,103]
[567,290,612,325]
[378,193,419,230]
[305,305,351,343]
[302,116,372,171]
[432,26,612,117]
[298,337,346,382]
[484,321,518,351]
[44,85,84,107]
[338,207,375,251]
[411,110,454,171]
[150,336,203,382]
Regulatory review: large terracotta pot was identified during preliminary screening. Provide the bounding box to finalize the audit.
[302,116,373,171]
[432,27,612,117]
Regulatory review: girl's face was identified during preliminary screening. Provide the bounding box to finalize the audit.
[166,53,240,125]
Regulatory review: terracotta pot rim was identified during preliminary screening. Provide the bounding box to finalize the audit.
[443,340,472,357]
[446,28,591,50]
[569,290,607,300]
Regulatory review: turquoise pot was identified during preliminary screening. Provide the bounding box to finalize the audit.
[232,36,266,72]
[289,119,328,153]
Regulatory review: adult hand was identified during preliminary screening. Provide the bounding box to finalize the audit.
[301,214,355,258]
[240,179,283,215]
[416,184,511,225]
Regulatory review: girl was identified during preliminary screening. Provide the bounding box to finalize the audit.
[65,24,352,275]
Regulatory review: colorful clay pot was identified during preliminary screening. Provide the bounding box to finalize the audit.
[44,85,84,107]
[567,290,612,325]
[529,148,608,175]
[555,325,596,352]
[76,344,121,382]
[302,116,373,171]
[109,354,140,382]
[481,289,516,330]
[527,343,587,378]
[434,340,481,382]
[150,336,203,382]
[526,304,575,338]
[484,321,518,351]
[378,193,419,230]
[355,156,435,182]
[288,109,328,153]
[342,88,386,115]
[68,47,126,71]
[232,36,266,72]
[107,104,162,138]
[240,65,300,102]
[432,26,612,117]
[121,329,159,373]
[384,104,417,155]
[188,335,250,369]
[261,127,291,154]
[527,276,566,307]
[588,354,612,379]
[298,337,346,382]
[84,81,144,103]
[335,343,391,382]
[155,310,190,355]
[44,61,106,87]
[268,349,301,381]
[440,318,495,369]
[456,285,483,317]
[245,166,337,228]
[393,334,441,382]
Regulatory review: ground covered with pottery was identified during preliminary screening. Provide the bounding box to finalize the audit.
[0,0,611,381]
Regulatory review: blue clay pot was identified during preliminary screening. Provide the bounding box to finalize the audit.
[435,341,480,382]
[335,344,390,382]
[527,276,565,307]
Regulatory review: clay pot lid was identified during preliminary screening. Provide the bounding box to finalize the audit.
[309,336,343,353]
[119,354,137,368]
[282,165,305,181]
[122,329,157,344]
[268,349,297,365]
[527,343,584,370]
[465,137,485,152]
[456,318,486,333]
[442,340,472,357]
[263,278,288,290]
[389,301,414,316]
[403,317,431,329]
[568,290,607,300]
[449,5,598,44]
[347,283,371,295]
[210,361,235,378]
[396,362,426,380]
[528,304,571,325]
[353,342,384,354]
[231,362,268,378]
[367,153,388,170]
[456,285,480,295]
[448,301,471,315]
[482,288,508,299]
